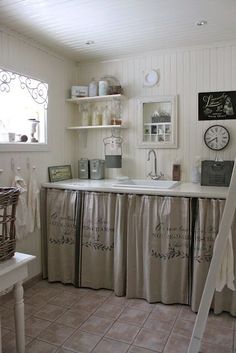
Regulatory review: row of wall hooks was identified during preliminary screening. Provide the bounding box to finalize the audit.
[10,158,36,172]
[0,158,37,175]
[0,158,37,174]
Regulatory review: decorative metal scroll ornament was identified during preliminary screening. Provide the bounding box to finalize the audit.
[0,68,48,109]
[0,69,16,92]
[19,75,48,109]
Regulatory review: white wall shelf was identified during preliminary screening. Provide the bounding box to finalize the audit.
[67,124,126,147]
[66,94,124,104]
[67,124,126,130]
[66,94,126,147]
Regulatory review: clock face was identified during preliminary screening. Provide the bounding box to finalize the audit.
[204,125,230,151]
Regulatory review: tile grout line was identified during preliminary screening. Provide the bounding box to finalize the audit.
[90,296,152,352]
[129,303,164,353]
[58,289,116,351]
[90,297,138,352]
[55,295,108,351]
[160,305,183,352]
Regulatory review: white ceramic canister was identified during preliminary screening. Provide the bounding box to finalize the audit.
[88,78,98,97]
[98,80,109,96]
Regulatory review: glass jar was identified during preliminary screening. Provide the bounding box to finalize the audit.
[111,100,122,125]
[102,105,111,125]
[92,107,102,125]
[81,105,90,126]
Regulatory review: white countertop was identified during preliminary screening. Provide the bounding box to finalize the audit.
[42,179,229,199]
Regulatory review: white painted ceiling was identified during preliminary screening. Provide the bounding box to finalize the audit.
[0,0,236,62]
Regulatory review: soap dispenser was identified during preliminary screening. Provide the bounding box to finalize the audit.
[172,164,181,181]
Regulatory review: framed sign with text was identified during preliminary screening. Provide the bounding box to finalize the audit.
[198,91,236,121]
[48,165,72,182]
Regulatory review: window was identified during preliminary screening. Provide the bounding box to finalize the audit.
[0,68,48,146]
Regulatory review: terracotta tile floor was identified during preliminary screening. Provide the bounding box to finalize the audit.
[0,280,235,353]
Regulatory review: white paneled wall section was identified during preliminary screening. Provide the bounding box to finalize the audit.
[1,31,236,280]
[76,44,236,180]
[0,28,76,278]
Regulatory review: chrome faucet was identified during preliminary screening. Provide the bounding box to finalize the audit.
[147,149,163,180]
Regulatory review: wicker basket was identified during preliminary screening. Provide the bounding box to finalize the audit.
[0,187,20,262]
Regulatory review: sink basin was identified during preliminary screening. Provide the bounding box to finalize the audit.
[112,179,179,189]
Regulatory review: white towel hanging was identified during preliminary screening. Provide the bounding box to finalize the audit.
[28,167,40,233]
[216,228,235,291]
[12,174,29,240]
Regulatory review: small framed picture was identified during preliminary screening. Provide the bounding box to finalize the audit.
[48,165,72,182]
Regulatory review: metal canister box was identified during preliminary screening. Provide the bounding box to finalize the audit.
[78,159,90,179]
[90,159,105,179]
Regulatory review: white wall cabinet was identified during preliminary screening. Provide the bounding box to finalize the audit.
[138,95,178,148]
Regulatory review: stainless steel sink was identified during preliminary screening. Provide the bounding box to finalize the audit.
[112,179,179,189]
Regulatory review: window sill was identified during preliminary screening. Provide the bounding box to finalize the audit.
[0,142,49,152]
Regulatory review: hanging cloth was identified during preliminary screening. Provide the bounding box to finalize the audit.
[103,135,123,168]
[80,192,116,289]
[12,174,29,240]
[46,189,78,284]
[191,198,236,315]
[28,169,41,233]
[216,228,235,292]
[126,194,190,303]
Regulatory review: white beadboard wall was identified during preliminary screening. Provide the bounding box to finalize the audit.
[0,28,77,278]
[76,44,236,180]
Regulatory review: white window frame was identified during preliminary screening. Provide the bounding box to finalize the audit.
[0,67,49,152]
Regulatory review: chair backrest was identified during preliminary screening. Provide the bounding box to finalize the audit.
[0,187,20,262]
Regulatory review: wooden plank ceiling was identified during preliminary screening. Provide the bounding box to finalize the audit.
[0,0,235,62]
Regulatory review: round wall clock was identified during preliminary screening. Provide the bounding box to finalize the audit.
[204,125,230,151]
